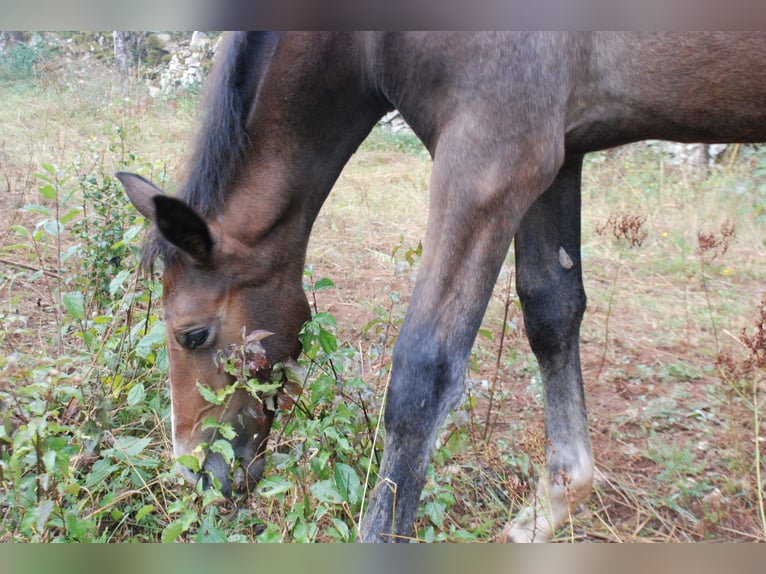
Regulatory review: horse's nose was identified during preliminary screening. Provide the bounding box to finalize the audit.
[201,451,233,497]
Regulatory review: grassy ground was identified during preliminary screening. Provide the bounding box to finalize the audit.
[1,59,765,542]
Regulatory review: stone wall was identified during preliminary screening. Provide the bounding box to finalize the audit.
[152,32,220,97]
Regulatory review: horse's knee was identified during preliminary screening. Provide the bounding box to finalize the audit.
[517,277,586,357]
[384,325,464,437]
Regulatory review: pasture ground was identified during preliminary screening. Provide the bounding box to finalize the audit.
[1,59,765,542]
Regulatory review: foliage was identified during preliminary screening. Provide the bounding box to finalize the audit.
[0,37,54,82]
[0,128,171,542]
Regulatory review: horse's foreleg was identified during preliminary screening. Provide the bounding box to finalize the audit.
[360,130,564,542]
[501,154,593,542]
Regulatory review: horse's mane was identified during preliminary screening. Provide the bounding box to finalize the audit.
[142,31,282,270]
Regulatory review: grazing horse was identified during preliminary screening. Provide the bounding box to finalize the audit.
[117,32,766,542]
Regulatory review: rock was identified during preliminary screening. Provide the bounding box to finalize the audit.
[152,32,220,96]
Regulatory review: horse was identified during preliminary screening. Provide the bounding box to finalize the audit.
[117,31,766,542]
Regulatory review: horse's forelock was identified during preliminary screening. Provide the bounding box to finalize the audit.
[139,228,179,274]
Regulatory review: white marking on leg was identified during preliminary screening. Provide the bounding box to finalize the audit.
[500,445,593,542]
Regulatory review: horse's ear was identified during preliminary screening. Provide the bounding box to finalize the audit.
[117,171,213,263]
[116,171,163,221]
[152,195,214,263]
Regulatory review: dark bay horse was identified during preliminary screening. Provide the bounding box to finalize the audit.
[117,32,766,542]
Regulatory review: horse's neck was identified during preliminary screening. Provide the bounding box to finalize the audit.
[220,33,387,249]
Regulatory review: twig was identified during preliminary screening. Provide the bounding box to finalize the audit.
[0,257,59,278]
[483,268,513,443]
[594,255,624,383]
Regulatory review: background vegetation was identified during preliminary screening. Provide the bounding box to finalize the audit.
[0,34,764,542]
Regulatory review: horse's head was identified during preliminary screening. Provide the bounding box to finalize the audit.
[117,172,311,496]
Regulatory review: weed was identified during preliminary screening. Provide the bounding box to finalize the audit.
[593,211,648,381]
[596,213,648,248]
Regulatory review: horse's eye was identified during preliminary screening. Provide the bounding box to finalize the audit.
[180,328,210,350]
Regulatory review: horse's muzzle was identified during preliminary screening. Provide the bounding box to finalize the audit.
[175,449,266,497]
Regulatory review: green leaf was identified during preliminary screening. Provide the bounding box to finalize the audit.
[20,204,51,217]
[424,499,447,526]
[64,512,92,541]
[196,382,225,406]
[60,207,82,224]
[123,224,143,243]
[333,462,362,505]
[110,435,152,458]
[135,321,165,359]
[42,449,57,473]
[209,439,235,464]
[318,329,337,354]
[41,219,63,236]
[161,519,188,543]
[10,225,29,238]
[313,277,335,291]
[196,518,228,543]
[257,476,293,497]
[85,459,119,488]
[478,328,494,341]
[177,454,201,474]
[201,417,236,440]
[135,504,155,522]
[60,244,81,263]
[313,311,337,327]
[330,517,350,541]
[244,379,281,398]
[39,184,57,201]
[311,479,344,504]
[127,382,146,407]
[62,291,85,320]
[109,269,131,297]
[34,500,55,533]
